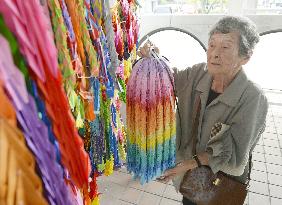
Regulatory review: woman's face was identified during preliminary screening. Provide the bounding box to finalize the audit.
[207,32,249,77]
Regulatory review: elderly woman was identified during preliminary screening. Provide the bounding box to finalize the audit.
[139,16,268,205]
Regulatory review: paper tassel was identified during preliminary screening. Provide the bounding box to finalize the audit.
[64,0,99,76]
[103,0,119,77]
[0,35,76,205]
[0,0,91,190]
[48,0,85,129]
[126,57,176,184]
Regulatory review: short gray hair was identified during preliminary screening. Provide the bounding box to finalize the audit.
[209,16,260,57]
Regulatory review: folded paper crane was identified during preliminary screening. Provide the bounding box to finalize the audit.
[126,56,176,184]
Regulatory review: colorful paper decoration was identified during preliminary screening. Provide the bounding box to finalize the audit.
[110,0,139,105]
[103,0,119,77]
[64,0,99,76]
[126,57,177,184]
[0,0,91,191]
[0,35,76,205]
[47,0,132,203]
[0,0,140,204]
[0,118,49,205]
[0,87,48,205]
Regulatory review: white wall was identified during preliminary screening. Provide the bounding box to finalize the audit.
[139,14,282,47]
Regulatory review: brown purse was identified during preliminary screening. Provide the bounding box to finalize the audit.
[179,96,250,205]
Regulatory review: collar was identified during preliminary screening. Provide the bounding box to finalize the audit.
[195,65,212,94]
[196,68,249,107]
[217,69,249,107]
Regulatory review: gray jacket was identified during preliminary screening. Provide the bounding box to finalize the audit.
[172,63,268,190]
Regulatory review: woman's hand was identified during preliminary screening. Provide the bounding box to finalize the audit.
[157,152,209,183]
[137,40,159,58]
[157,159,197,183]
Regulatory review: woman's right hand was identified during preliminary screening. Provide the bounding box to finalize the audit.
[157,159,198,183]
[137,40,159,58]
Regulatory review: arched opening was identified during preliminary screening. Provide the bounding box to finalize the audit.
[244,30,282,90]
[139,28,207,70]
[244,30,282,106]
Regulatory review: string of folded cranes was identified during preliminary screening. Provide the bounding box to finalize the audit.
[0,0,177,204]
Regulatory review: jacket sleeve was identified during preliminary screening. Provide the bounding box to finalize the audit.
[206,92,268,176]
[173,67,191,97]
[173,63,208,97]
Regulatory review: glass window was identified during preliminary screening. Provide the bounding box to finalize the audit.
[256,0,282,14]
[244,31,282,90]
[139,29,206,70]
[139,0,229,14]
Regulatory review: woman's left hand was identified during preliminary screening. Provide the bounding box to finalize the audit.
[157,160,197,183]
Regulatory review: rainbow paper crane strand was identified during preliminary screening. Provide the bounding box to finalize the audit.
[126,57,176,184]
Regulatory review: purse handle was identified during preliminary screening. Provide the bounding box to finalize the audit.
[191,94,252,185]
[191,95,202,158]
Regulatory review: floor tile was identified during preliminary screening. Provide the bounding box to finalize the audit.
[267,115,274,119]
[266,121,274,125]
[119,166,128,173]
[267,163,282,175]
[264,146,281,156]
[156,179,173,185]
[265,129,277,134]
[279,140,282,149]
[257,137,264,146]
[270,197,282,205]
[106,182,127,198]
[254,145,265,154]
[97,175,108,183]
[128,179,147,191]
[253,161,267,172]
[253,152,265,162]
[143,181,167,196]
[99,193,119,205]
[107,171,133,187]
[264,120,275,127]
[268,173,282,186]
[120,187,143,204]
[264,139,280,148]
[163,185,182,201]
[160,198,182,205]
[97,177,109,193]
[269,185,282,198]
[138,192,162,205]
[251,170,268,183]
[265,154,282,166]
[248,192,270,205]
[116,200,135,205]
[249,180,269,195]
[264,133,278,140]
[276,122,282,127]
[265,124,276,128]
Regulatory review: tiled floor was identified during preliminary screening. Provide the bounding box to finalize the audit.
[97,89,282,205]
